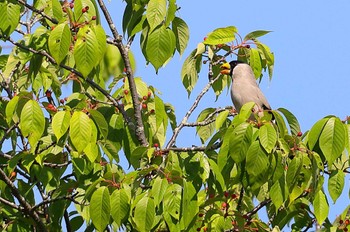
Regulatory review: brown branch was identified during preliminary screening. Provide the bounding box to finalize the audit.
[97,0,148,147]
[244,198,272,219]
[0,123,18,147]
[166,73,224,149]
[0,168,47,231]
[64,210,73,232]
[164,141,222,153]
[0,196,21,210]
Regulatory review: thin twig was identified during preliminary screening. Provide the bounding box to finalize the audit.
[0,168,47,231]
[0,196,21,210]
[17,0,58,24]
[166,74,223,149]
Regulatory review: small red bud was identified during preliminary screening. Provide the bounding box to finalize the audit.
[231,194,237,199]
[82,8,87,13]
[297,131,303,137]
[142,103,147,109]
[59,99,65,104]
[245,44,251,48]
[92,16,96,20]
[142,96,148,101]
[345,219,350,225]
[153,143,159,148]
[85,6,89,10]
[209,193,215,199]
[339,219,344,224]
[196,228,201,231]
[124,89,129,95]
[224,191,229,198]
[69,3,74,8]
[203,37,207,41]
[198,213,204,217]
[45,90,52,98]
[51,26,55,30]
[150,109,155,114]
[148,91,152,97]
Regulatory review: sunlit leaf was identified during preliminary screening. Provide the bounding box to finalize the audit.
[48,23,71,64]
[328,170,345,203]
[52,110,71,140]
[90,186,110,231]
[203,26,237,45]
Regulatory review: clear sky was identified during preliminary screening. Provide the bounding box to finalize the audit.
[103,0,350,226]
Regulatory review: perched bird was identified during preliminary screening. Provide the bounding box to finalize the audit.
[220,60,272,119]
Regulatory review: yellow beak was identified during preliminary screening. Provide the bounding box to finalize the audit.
[220,63,231,75]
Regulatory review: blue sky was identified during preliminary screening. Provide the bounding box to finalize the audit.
[103,0,350,226]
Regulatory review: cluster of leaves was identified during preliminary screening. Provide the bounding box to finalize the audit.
[0,0,349,232]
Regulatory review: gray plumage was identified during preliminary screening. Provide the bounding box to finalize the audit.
[223,61,271,118]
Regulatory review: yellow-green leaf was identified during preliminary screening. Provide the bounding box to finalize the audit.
[48,23,71,64]
[203,26,237,45]
[90,186,110,231]
[70,111,92,153]
[52,110,71,140]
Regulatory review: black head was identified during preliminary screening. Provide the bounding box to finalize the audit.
[229,60,245,76]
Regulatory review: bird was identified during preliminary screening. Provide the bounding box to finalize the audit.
[220,60,272,119]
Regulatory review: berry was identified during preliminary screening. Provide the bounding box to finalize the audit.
[123,67,127,73]
[148,91,152,97]
[59,99,65,104]
[196,228,201,231]
[198,213,204,217]
[85,6,89,10]
[209,193,215,199]
[142,103,147,109]
[51,26,55,30]
[346,219,350,225]
[124,89,129,95]
[150,109,155,114]
[231,194,237,199]
[203,37,207,41]
[297,131,303,137]
[203,228,207,232]
[221,202,227,208]
[245,44,251,48]
[10,171,16,179]
[339,219,344,224]
[154,143,159,148]
[143,95,148,101]
[69,3,74,8]
[92,16,97,20]
[344,228,348,232]
[224,191,229,198]
[82,7,87,13]
[73,35,77,41]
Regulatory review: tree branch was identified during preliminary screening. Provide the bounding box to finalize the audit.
[96,0,148,146]
[166,73,223,148]
[0,196,21,210]
[17,0,58,24]
[0,168,47,231]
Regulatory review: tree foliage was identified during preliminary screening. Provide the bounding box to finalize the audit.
[0,0,349,231]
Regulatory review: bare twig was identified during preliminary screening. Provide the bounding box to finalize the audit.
[164,141,222,153]
[64,210,73,232]
[0,123,18,147]
[0,196,21,210]
[0,168,47,231]
[97,0,148,146]
[166,74,223,149]
[244,198,272,219]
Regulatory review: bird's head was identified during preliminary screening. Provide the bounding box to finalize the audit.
[220,60,245,76]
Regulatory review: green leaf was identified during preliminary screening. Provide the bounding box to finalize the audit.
[286,156,302,191]
[181,181,198,230]
[196,108,216,143]
[70,111,92,153]
[249,48,262,78]
[110,189,130,228]
[52,110,71,140]
[73,0,97,24]
[244,30,272,41]
[20,100,45,148]
[146,25,175,72]
[278,108,301,136]
[89,109,108,140]
[172,17,189,56]
[134,196,155,232]
[151,177,169,206]
[165,0,176,27]
[74,25,99,77]
[307,118,328,150]
[259,123,277,153]
[93,25,107,65]
[319,117,346,165]
[48,23,71,64]
[229,122,253,163]
[0,0,21,36]
[181,49,202,95]
[163,184,182,220]
[270,178,286,210]
[246,141,269,176]
[208,159,226,191]
[146,0,166,31]
[215,110,229,130]
[90,186,111,232]
[44,0,63,24]
[328,170,345,203]
[313,190,329,225]
[203,26,237,45]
